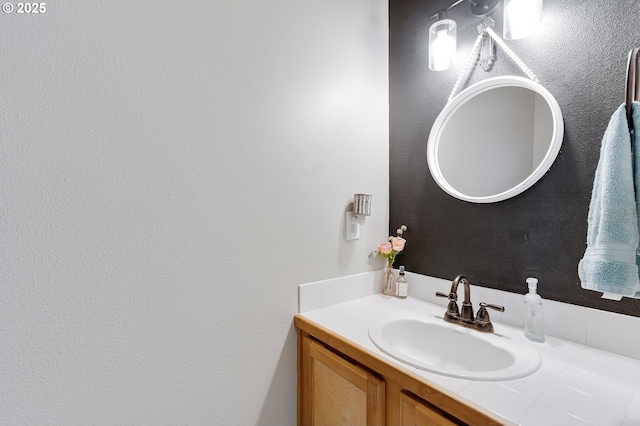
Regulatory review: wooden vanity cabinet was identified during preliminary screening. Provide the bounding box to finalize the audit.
[296,315,504,426]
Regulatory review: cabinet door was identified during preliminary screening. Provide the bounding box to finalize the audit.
[400,391,462,426]
[300,335,384,426]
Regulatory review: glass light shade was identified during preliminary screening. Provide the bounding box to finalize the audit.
[503,0,543,40]
[429,19,457,71]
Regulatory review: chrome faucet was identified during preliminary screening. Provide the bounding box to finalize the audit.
[435,274,505,333]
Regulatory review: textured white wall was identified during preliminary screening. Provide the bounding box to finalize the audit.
[0,1,389,424]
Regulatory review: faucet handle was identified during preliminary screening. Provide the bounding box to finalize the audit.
[474,302,504,333]
[476,303,505,323]
[480,302,505,312]
[436,292,460,321]
[435,291,457,301]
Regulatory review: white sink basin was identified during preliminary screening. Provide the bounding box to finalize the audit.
[368,311,541,381]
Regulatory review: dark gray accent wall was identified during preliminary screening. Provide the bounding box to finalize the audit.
[390,0,640,316]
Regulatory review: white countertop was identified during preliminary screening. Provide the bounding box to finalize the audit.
[300,294,640,426]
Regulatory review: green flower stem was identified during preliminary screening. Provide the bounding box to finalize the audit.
[387,250,398,268]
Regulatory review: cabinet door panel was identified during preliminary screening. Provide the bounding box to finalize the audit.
[301,336,384,426]
[313,359,367,425]
[400,391,462,426]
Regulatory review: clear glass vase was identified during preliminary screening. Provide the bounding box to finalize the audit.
[381,265,397,296]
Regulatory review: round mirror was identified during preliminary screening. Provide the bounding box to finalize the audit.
[427,76,564,203]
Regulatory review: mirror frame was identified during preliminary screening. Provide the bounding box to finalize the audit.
[427,76,564,203]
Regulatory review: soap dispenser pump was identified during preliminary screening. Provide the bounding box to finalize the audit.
[524,277,544,343]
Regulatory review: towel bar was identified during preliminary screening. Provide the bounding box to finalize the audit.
[626,48,640,132]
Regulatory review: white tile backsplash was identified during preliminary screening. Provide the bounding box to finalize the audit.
[585,307,640,360]
[298,270,640,362]
[406,272,449,306]
[322,278,344,307]
[542,299,586,344]
[500,290,526,328]
[343,271,379,302]
[297,271,378,313]
[298,281,323,312]
[406,272,421,299]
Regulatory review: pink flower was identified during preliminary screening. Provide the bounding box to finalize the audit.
[391,237,406,252]
[378,242,392,255]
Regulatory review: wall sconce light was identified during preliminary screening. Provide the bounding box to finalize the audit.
[503,0,543,40]
[345,194,371,241]
[428,0,542,71]
[429,14,457,71]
